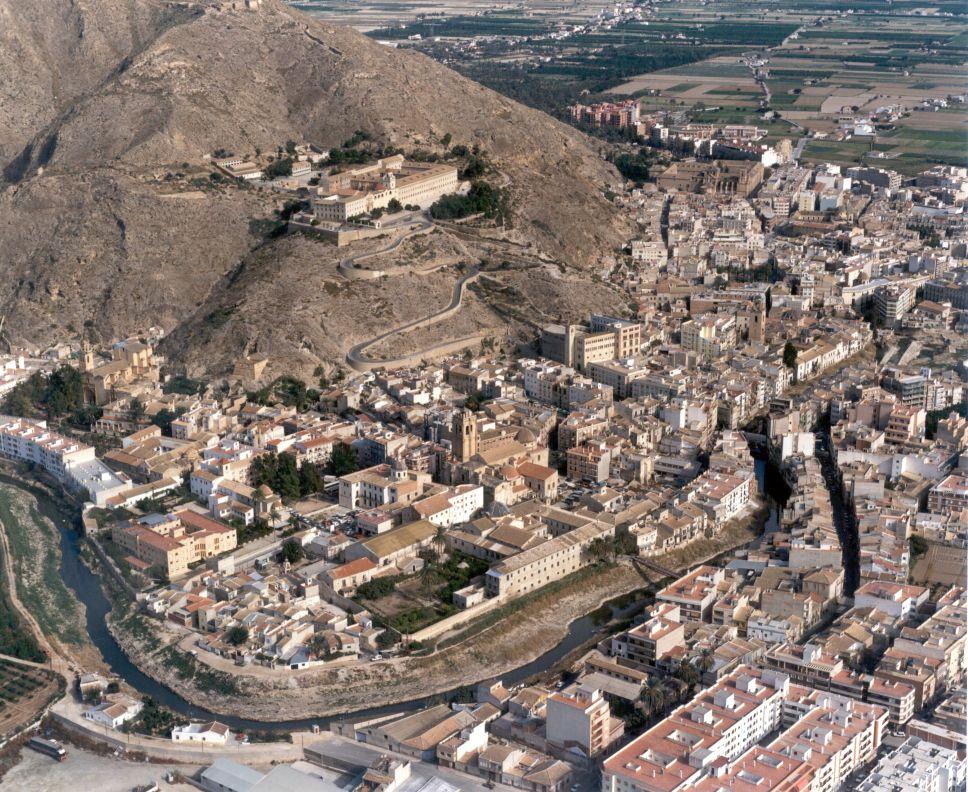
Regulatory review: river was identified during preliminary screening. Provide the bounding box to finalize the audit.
[7,475,644,731]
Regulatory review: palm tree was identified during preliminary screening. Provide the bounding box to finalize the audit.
[432,525,448,563]
[418,562,441,598]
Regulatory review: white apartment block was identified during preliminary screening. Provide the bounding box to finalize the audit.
[602,665,887,792]
[857,736,966,792]
[0,416,131,505]
[0,416,95,480]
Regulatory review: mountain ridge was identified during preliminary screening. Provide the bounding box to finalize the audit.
[0,0,631,377]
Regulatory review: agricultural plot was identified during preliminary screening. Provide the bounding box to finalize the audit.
[295,0,966,165]
[0,661,62,739]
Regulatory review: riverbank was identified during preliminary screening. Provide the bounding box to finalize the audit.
[111,562,651,721]
[0,467,770,730]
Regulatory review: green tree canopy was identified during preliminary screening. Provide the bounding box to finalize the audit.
[281,539,305,565]
[326,444,359,477]
[225,625,249,646]
[782,341,798,369]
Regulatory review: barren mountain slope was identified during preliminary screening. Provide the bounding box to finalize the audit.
[0,0,631,374]
[0,0,189,165]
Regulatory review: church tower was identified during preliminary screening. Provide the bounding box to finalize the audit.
[748,305,766,344]
[452,409,478,463]
[80,339,95,372]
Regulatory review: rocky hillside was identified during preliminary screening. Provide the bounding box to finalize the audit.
[0,0,190,165]
[0,0,631,376]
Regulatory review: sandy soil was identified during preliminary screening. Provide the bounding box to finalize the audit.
[0,744,198,792]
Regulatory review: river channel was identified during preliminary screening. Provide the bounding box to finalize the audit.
[3,474,643,731]
[18,456,794,733]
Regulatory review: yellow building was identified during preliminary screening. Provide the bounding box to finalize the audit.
[312,156,459,223]
[112,509,237,579]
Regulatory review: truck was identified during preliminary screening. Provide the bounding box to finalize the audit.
[27,736,67,762]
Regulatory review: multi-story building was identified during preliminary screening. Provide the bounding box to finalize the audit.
[685,469,756,526]
[854,580,929,619]
[0,416,96,481]
[112,509,237,579]
[928,474,968,514]
[569,100,640,129]
[857,736,966,792]
[590,315,642,359]
[609,603,684,671]
[545,684,624,758]
[602,665,887,792]
[680,314,737,360]
[338,463,427,510]
[656,565,726,622]
[566,443,611,484]
[924,270,968,310]
[0,416,130,505]
[311,155,458,222]
[484,520,609,598]
[876,283,917,327]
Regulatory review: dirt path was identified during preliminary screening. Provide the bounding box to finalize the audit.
[345,266,481,371]
[0,516,73,683]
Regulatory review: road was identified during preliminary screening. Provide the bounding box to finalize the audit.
[345,266,482,372]
[337,215,435,279]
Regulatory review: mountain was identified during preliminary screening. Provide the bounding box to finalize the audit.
[0,0,631,378]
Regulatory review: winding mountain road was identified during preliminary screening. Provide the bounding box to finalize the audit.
[337,216,435,279]
[346,266,482,372]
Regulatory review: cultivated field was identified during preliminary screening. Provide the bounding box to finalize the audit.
[0,661,62,739]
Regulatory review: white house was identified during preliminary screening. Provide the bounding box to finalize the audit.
[854,581,929,619]
[172,720,231,745]
[83,694,143,729]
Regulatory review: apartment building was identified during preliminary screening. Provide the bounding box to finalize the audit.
[546,684,624,758]
[680,314,737,360]
[892,589,967,690]
[927,474,968,514]
[602,665,886,792]
[577,331,619,372]
[112,509,237,579]
[609,603,685,671]
[0,416,131,505]
[686,469,756,526]
[765,642,916,726]
[570,100,640,128]
[410,484,484,527]
[0,416,95,480]
[857,737,966,792]
[883,404,926,446]
[566,443,611,484]
[656,566,727,622]
[602,666,790,792]
[484,520,609,598]
[876,283,917,327]
[338,463,427,510]
[854,580,929,619]
[590,315,642,359]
